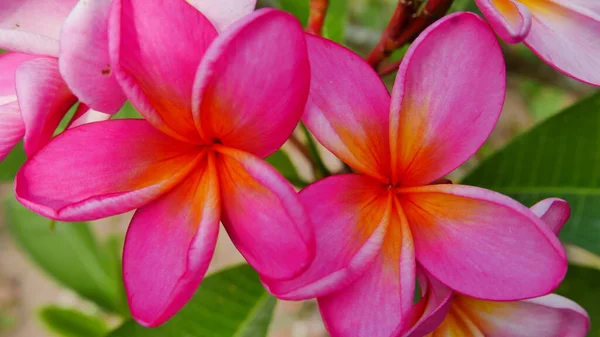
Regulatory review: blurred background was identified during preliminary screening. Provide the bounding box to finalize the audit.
[1,0,599,336]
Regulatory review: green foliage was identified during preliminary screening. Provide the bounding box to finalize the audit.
[107,264,276,337]
[4,199,128,315]
[556,265,600,336]
[462,93,600,256]
[275,0,348,42]
[0,142,25,181]
[39,306,108,337]
[266,150,307,187]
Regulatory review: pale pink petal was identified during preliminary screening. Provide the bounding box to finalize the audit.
[400,184,567,300]
[67,104,111,129]
[60,0,126,114]
[0,0,77,56]
[390,13,505,187]
[523,2,600,86]
[303,34,391,181]
[186,0,256,31]
[450,293,589,337]
[402,270,453,337]
[109,0,217,142]
[15,120,203,221]
[263,174,391,300]
[193,9,309,158]
[0,52,36,96]
[15,57,77,155]
[475,0,533,43]
[530,198,570,235]
[215,146,313,281]
[319,209,415,337]
[124,154,220,327]
[0,101,24,161]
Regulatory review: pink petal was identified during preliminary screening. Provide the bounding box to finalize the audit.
[319,209,415,337]
[124,154,220,327]
[59,0,126,114]
[67,104,111,129]
[15,120,203,221]
[15,57,77,155]
[390,13,505,187]
[193,9,309,158]
[400,184,567,300]
[402,270,453,337]
[0,0,77,56]
[215,146,314,281]
[109,0,217,143]
[530,198,571,235]
[263,174,392,300]
[187,0,256,31]
[0,52,36,96]
[475,0,533,43]
[0,101,24,161]
[448,293,589,337]
[523,2,600,86]
[303,34,391,181]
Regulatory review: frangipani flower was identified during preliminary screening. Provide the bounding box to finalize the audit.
[15,2,313,328]
[264,13,567,336]
[404,198,590,337]
[475,0,600,86]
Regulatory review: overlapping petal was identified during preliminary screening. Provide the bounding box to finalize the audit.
[303,34,391,181]
[475,0,533,43]
[15,57,77,155]
[16,120,203,221]
[390,13,505,187]
[67,104,111,129]
[216,146,314,280]
[530,198,570,234]
[187,0,256,31]
[263,174,391,300]
[0,101,23,161]
[0,0,77,56]
[401,184,566,300]
[444,294,589,337]
[523,1,600,85]
[193,9,309,158]
[60,0,126,113]
[124,154,220,328]
[402,272,453,337]
[109,0,217,142]
[318,207,415,337]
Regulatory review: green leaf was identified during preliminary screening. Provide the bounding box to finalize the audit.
[462,93,600,255]
[39,306,108,337]
[107,264,276,337]
[323,0,348,43]
[276,0,309,24]
[112,101,142,119]
[301,123,331,178]
[266,150,307,187]
[0,142,26,181]
[4,199,128,315]
[555,265,600,336]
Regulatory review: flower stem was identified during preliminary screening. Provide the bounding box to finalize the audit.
[306,0,329,36]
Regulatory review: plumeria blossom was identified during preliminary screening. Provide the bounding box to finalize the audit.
[15,2,312,328]
[475,0,600,86]
[264,13,567,337]
[404,198,590,337]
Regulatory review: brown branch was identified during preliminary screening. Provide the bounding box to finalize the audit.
[288,133,314,165]
[378,57,404,76]
[306,0,329,36]
[368,0,454,71]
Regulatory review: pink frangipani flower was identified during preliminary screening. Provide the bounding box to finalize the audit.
[263,13,567,337]
[15,2,312,328]
[404,198,590,337]
[475,0,600,86]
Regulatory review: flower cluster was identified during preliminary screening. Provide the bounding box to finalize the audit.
[0,0,597,336]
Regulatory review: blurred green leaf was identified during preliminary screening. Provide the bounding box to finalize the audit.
[277,0,309,24]
[266,150,307,187]
[39,306,108,337]
[520,79,570,121]
[462,93,600,255]
[112,101,142,119]
[4,199,128,315]
[556,265,600,336]
[323,0,349,43]
[107,264,276,337]
[0,142,26,181]
[301,123,331,178]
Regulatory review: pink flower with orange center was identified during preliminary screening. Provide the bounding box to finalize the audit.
[14,2,313,327]
[264,13,567,336]
[476,0,600,85]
